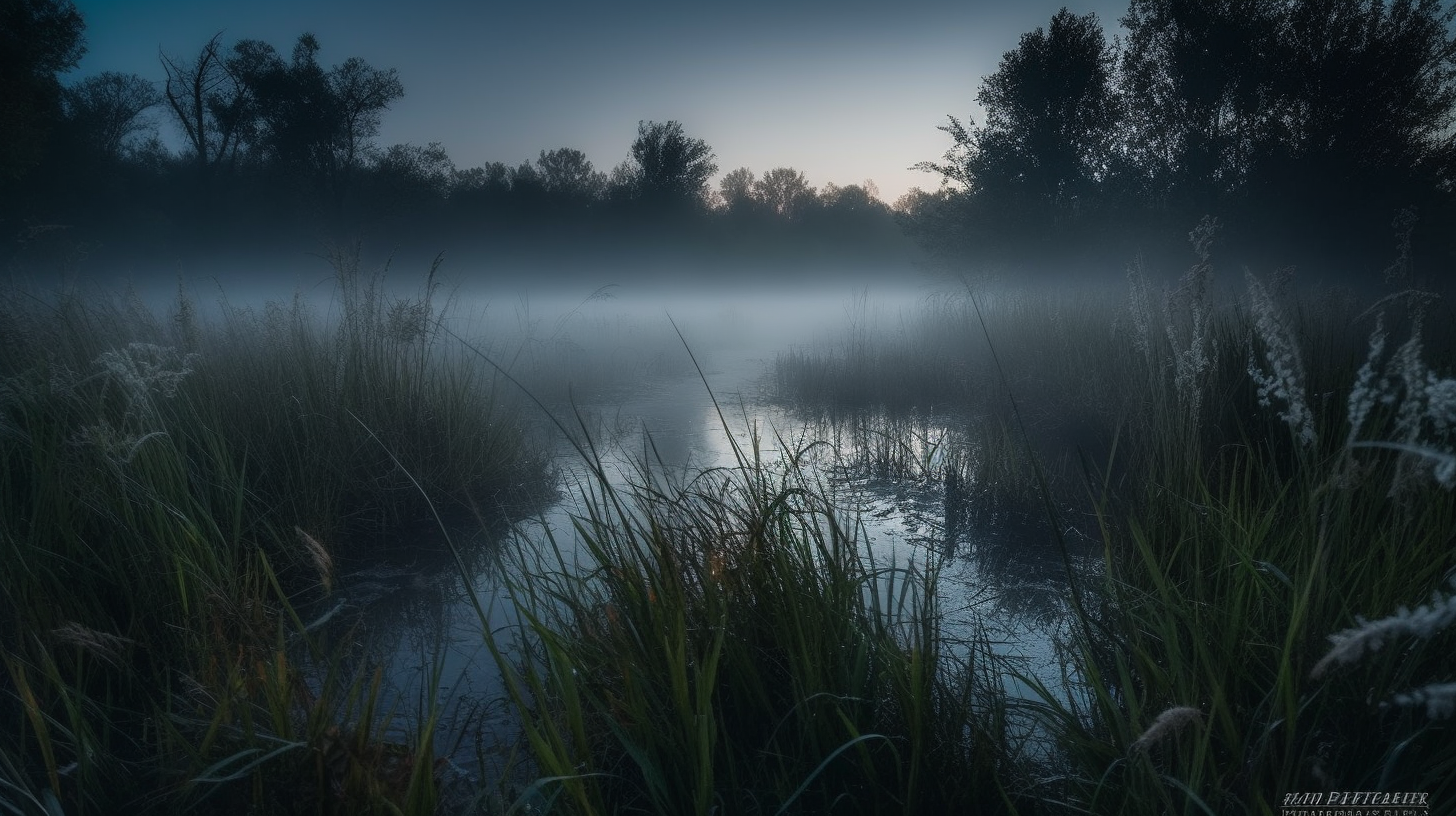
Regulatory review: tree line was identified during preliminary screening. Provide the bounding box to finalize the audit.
[904,0,1456,275]
[9,0,1451,278]
[0,1,910,276]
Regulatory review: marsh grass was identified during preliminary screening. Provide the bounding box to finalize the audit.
[0,251,548,812]
[1016,263,1456,811]
[9,234,1449,814]
[774,242,1456,811]
[774,286,1136,538]
[454,327,1030,814]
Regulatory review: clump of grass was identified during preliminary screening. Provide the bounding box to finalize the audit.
[1031,270,1456,811]
[773,286,1130,532]
[771,223,1456,812]
[0,251,549,812]
[195,248,551,546]
[466,330,1028,813]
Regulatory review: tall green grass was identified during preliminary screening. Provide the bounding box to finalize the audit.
[462,334,1031,814]
[773,231,1456,812]
[0,251,548,813]
[1039,273,1456,813]
[11,229,1446,813]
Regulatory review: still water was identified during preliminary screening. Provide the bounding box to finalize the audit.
[309,280,1090,788]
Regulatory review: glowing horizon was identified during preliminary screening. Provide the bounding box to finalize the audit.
[69,0,1128,204]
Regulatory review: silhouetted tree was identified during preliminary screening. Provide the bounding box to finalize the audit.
[819,180,881,212]
[919,8,1120,248]
[893,186,977,262]
[803,180,905,251]
[1120,0,1285,216]
[1279,0,1456,176]
[228,33,403,211]
[0,0,85,185]
[227,36,327,178]
[913,0,1456,270]
[325,53,404,196]
[1256,0,1456,254]
[505,161,549,216]
[536,147,605,206]
[62,71,160,161]
[625,120,717,212]
[718,167,758,215]
[360,141,452,225]
[160,33,252,195]
[1119,0,1456,262]
[753,166,816,219]
[449,161,511,218]
[815,181,889,227]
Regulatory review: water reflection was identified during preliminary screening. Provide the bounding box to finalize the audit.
[311,283,1095,790]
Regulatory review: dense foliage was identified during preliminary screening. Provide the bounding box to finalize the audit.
[0,3,912,278]
[8,0,1452,279]
[907,1,1456,274]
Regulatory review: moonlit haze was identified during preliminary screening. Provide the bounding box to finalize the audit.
[8,1,1456,809]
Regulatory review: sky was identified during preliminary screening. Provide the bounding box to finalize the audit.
[67,0,1129,206]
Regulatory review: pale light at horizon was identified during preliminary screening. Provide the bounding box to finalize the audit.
[68,0,1129,203]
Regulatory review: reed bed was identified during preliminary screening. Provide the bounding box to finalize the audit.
[6,228,1452,813]
[0,252,548,813]
[474,411,1032,814]
[773,285,1132,526]
[772,231,1456,812]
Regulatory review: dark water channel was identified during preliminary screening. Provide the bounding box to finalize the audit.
[308,283,1094,793]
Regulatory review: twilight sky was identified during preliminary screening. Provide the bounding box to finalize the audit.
[68,0,1128,205]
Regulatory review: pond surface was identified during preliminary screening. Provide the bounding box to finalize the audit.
[309,280,1094,790]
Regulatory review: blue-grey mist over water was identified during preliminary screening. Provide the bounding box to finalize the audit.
[249,270,1093,783]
